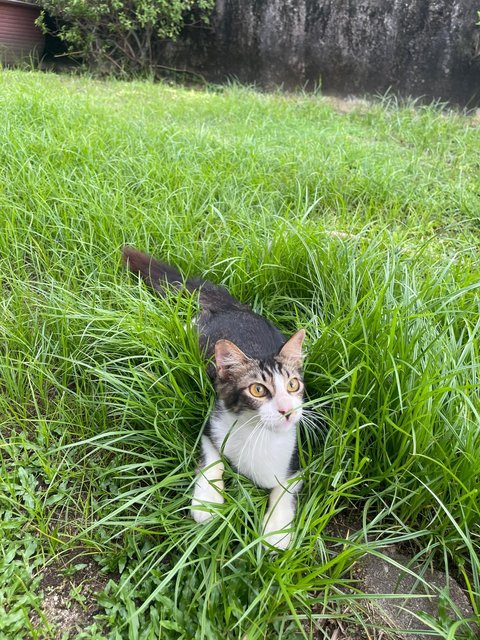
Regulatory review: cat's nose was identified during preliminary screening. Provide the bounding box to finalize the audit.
[278,406,292,417]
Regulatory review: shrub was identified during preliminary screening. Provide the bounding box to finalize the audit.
[36,0,214,75]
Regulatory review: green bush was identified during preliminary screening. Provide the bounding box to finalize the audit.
[37,0,214,75]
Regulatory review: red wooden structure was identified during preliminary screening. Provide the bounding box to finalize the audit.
[0,0,44,65]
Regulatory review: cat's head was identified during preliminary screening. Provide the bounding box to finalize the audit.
[214,330,305,432]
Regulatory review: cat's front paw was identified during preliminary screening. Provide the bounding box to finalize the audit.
[191,491,224,523]
[262,509,293,550]
[191,505,216,524]
[191,470,225,524]
[263,527,292,550]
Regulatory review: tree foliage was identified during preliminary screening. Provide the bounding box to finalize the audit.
[37,0,215,75]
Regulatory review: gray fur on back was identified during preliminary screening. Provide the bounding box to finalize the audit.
[122,246,286,364]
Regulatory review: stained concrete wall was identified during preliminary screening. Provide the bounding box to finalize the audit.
[165,0,480,106]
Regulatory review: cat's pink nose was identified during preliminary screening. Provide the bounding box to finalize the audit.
[278,406,293,417]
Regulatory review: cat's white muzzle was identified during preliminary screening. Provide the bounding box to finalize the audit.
[268,408,302,432]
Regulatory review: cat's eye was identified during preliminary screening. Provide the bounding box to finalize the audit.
[249,383,268,398]
[287,377,301,393]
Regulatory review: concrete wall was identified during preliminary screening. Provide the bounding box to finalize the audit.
[165,0,480,106]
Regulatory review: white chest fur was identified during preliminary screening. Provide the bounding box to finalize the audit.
[209,409,297,489]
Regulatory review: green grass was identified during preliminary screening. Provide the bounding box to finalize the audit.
[0,70,479,639]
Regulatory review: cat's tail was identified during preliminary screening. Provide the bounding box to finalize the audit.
[122,245,203,294]
[122,246,242,311]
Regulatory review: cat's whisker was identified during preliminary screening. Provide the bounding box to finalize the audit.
[301,411,319,424]
[237,419,264,472]
[250,425,269,485]
[301,415,324,433]
[301,407,325,423]
[220,412,263,450]
[242,423,263,485]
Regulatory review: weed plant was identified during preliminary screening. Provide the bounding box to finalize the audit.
[0,71,479,638]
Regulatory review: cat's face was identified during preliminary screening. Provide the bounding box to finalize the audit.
[214,330,305,432]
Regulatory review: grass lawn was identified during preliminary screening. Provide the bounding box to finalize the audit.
[0,70,479,639]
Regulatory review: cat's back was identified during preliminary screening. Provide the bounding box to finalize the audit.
[199,307,285,360]
[121,246,286,360]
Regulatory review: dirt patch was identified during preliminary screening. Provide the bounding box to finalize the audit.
[469,109,480,126]
[353,547,477,640]
[313,511,477,639]
[30,550,111,639]
[305,510,390,640]
[324,95,373,114]
[304,610,380,640]
[324,509,365,540]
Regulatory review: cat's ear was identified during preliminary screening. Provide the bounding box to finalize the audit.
[215,340,250,378]
[277,329,306,366]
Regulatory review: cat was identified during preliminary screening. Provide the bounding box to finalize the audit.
[123,246,305,550]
